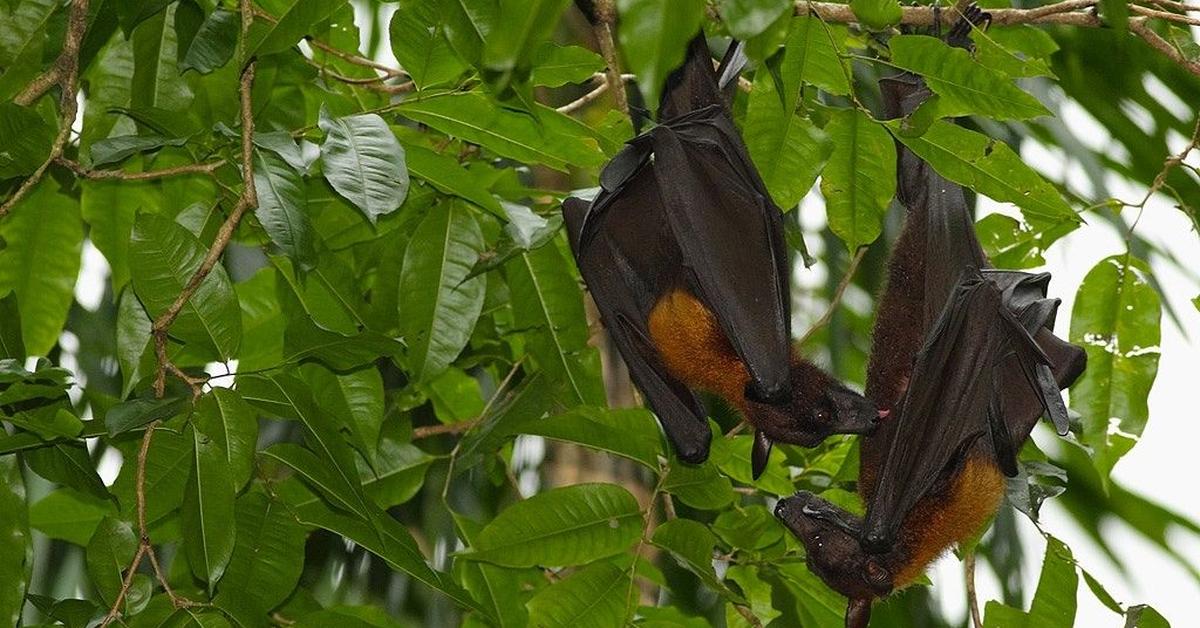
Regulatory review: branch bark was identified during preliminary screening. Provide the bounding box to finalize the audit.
[592,0,630,115]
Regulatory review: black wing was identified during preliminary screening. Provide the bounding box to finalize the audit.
[861,70,1086,548]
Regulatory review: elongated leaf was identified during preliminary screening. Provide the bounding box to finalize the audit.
[23,443,110,502]
[454,513,530,628]
[890,35,1050,120]
[0,103,54,178]
[248,0,342,58]
[130,6,194,113]
[483,0,570,71]
[780,16,851,98]
[516,406,662,468]
[850,0,901,29]
[89,134,186,167]
[466,483,641,567]
[663,461,735,510]
[404,143,503,217]
[116,288,154,397]
[105,396,189,436]
[0,181,82,356]
[652,518,742,601]
[531,43,604,87]
[615,0,705,110]
[892,120,1079,228]
[0,0,59,101]
[820,109,895,251]
[525,561,635,628]
[718,0,791,40]
[214,491,307,618]
[745,69,832,209]
[110,426,192,524]
[318,109,409,223]
[441,0,497,66]
[983,536,1079,627]
[81,176,154,291]
[505,244,602,404]
[183,425,236,591]
[389,4,465,89]
[395,93,605,171]
[254,149,316,269]
[193,389,258,490]
[29,488,116,546]
[399,201,485,382]
[129,212,242,359]
[86,516,138,605]
[1069,255,1161,483]
[300,364,384,465]
[0,456,30,626]
[181,7,237,73]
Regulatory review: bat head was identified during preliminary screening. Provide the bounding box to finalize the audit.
[775,492,894,601]
[745,362,881,448]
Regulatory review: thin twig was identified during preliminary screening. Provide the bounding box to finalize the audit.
[55,157,226,181]
[412,420,481,439]
[965,551,983,628]
[0,0,89,219]
[307,37,407,78]
[797,0,1103,26]
[1130,3,1200,24]
[557,81,610,113]
[1144,0,1200,12]
[1129,17,1200,78]
[734,603,765,628]
[797,247,868,347]
[592,0,629,115]
[1124,115,1200,241]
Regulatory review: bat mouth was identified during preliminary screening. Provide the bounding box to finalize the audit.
[827,387,883,435]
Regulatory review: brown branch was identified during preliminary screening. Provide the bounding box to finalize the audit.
[1144,0,1200,12]
[734,604,765,628]
[55,157,226,181]
[1130,3,1200,23]
[0,0,89,219]
[797,0,1103,26]
[592,0,629,115]
[307,37,407,78]
[557,81,610,113]
[13,66,61,107]
[797,246,868,347]
[412,420,481,439]
[965,551,983,628]
[97,544,148,626]
[1129,17,1200,78]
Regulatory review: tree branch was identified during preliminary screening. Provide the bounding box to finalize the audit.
[592,0,630,115]
[796,0,1103,26]
[0,0,90,219]
[797,247,868,347]
[1129,17,1200,77]
[412,420,481,439]
[55,157,226,181]
[965,551,983,628]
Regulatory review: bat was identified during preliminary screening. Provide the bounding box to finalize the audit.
[561,34,880,475]
[774,8,1087,626]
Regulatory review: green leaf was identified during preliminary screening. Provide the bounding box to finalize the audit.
[29,488,116,546]
[525,561,635,628]
[388,4,466,89]
[441,0,497,67]
[88,134,188,166]
[265,443,371,521]
[403,143,504,218]
[395,92,605,171]
[973,28,1055,79]
[453,513,531,628]
[1126,605,1170,628]
[653,519,742,601]
[318,109,409,223]
[254,149,317,269]
[193,389,258,490]
[781,16,851,98]
[0,295,24,359]
[0,180,82,356]
[712,505,785,550]
[718,0,792,40]
[86,516,138,605]
[745,70,833,209]
[300,364,384,465]
[505,244,603,405]
[516,406,663,469]
[130,6,194,113]
[81,176,154,291]
[820,109,895,251]
[248,0,342,58]
[180,7,237,73]
[774,562,846,626]
[483,0,571,72]
[711,433,794,496]
[182,425,236,592]
[0,0,59,101]
[1069,255,1161,483]
[663,461,735,510]
[725,565,783,626]
[116,288,154,397]
[615,0,705,110]
[23,443,110,502]
[110,427,192,524]
[466,483,642,567]
[0,456,30,626]
[1101,0,1129,35]
[531,43,604,87]
[850,0,901,30]
[889,35,1050,120]
[104,397,189,436]
[129,212,242,359]
[0,103,53,178]
[361,437,434,508]
[214,491,307,618]
[991,536,1079,626]
[399,201,485,382]
[891,120,1078,228]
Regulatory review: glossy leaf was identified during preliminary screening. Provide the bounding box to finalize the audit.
[129,212,243,359]
[0,181,83,356]
[0,0,58,101]
[615,0,705,110]
[0,103,54,178]
[248,0,342,58]
[531,43,604,87]
[890,35,1050,120]
[1069,255,1162,482]
[254,149,317,269]
[516,406,663,469]
[652,519,741,601]
[663,461,736,510]
[182,424,236,591]
[403,143,504,218]
[215,491,307,618]
[850,0,901,29]
[483,0,571,72]
[318,109,409,223]
[745,68,832,210]
[180,7,237,73]
[399,201,485,382]
[718,0,792,40]
[0,456,30,626]
[466,483,642,567]
[193,389,258,490]
[85,516,138,605]
[389,4,465,89]
[821,109,896,251]
[28,488,116,546]
[525,561,635,628]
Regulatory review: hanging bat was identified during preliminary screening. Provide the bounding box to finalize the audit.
[774,8,1087,626]
[562,34,880,474]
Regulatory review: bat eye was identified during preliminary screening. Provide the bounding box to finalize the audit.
[813,408,830,423]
